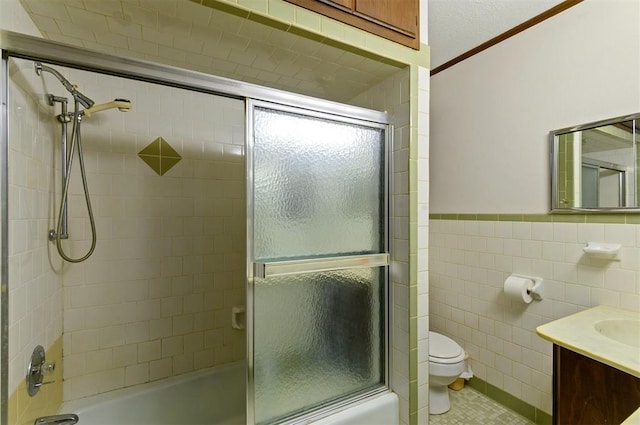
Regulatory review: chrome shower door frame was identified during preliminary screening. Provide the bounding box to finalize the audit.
[246,99,392,425]
[0,30,393,425]
[0,49,9,425]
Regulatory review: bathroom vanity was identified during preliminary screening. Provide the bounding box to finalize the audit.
[537,306,640,425]
[553,345,640,424]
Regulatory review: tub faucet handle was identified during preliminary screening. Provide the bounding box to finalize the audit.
[34,413,79,425]
[41,360,56,375]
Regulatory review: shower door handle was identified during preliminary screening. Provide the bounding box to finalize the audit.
[254,253,389,279]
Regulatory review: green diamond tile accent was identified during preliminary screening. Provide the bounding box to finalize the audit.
[139,154,161,174]
[160,156,181,176]
[138,137,182,176]
[139,139,161,156]
[159,138,181,158]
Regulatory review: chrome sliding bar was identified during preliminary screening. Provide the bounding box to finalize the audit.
[254,253,389,279]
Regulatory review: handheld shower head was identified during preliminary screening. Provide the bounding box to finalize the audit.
[82,99,132,117]
[114,98,132,112]
[34,62,95,108]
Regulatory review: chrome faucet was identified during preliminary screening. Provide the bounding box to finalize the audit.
[34,414,79,425]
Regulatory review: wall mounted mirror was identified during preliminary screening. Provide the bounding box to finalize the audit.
[551,113,640,212]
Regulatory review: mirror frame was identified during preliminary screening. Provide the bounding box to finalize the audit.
[550,112,640,213]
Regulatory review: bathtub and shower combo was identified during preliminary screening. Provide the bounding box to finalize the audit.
[0,31,399,425]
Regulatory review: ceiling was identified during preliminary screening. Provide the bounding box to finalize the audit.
[18,0,567,99]
[18,0,405,103]
[428,0,564,69]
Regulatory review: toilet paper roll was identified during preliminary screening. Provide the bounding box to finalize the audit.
[504,276,533,304]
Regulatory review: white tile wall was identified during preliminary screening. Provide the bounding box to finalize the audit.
[0,0,41,36]
[9,58,246,402]
[416,65,430,425]
[7,56,64,396]
[429,218,640,414]
[350,66,417,425]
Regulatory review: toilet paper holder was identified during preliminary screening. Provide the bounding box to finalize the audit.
[511,274,543,301]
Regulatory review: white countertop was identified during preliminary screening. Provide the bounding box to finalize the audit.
[536,305,640,378]
[623,407,640,425]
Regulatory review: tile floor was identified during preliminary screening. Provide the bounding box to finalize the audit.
[429,386,536,425]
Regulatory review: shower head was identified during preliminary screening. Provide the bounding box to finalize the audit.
[34,62,95,108]
[82,99,132,117]
[114,98,132,112]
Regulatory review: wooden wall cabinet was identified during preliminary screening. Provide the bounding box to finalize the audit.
[285,0,419,49]
[553,345,640,424]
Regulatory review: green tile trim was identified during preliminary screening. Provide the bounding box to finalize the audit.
[440,213,459,220]
[409,286,418,317]
[476,214,498,221]
[487,382,535,422]
[409,379,418,412]
[198,0,251,18]
[409,348,417,380]
[626,215,640,224]
[498,214,524,222]
[409,412,417,425]
[409,316,417,350]
[554,214,586,223]
[467,377,551,425]
[249,12,291,31]
[466,376,486,393]
[430,213,640,224]
[585,214,626,224]
[536,409,553,425]
[523,214,554,222]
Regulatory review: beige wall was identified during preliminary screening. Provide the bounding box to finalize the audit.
[430,0,640,214]
[429,0,640,417]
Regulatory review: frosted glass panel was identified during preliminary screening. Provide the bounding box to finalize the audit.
[250,104,388,424]
[253,107,385,260]
[254,268,384,425]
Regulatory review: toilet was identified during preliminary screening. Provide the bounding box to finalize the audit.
[429,331,466,415]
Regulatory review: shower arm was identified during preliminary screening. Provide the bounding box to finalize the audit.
[34,62,94,108]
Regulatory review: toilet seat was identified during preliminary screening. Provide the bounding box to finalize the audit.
[429,331,465,364]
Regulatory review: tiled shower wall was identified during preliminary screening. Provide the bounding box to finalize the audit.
[351,67,410,424]
[8,57,64,423]
[10,57,246,403]
[429,217,640,415]
[351,64,431,425]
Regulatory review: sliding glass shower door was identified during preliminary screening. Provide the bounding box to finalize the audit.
[247,101,390,424]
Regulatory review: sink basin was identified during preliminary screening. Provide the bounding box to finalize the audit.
[594,319,640,348]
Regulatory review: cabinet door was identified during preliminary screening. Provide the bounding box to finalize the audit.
[554,345,640,424]
[284,0,419,49]
[354,0,417,37]
[324,0,353,9]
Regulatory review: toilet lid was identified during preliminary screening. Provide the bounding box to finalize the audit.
[429,331,463,359]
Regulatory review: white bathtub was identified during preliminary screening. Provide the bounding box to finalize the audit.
[313,392,399,425]
[59,362,398,425]
[60,362,245,425]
